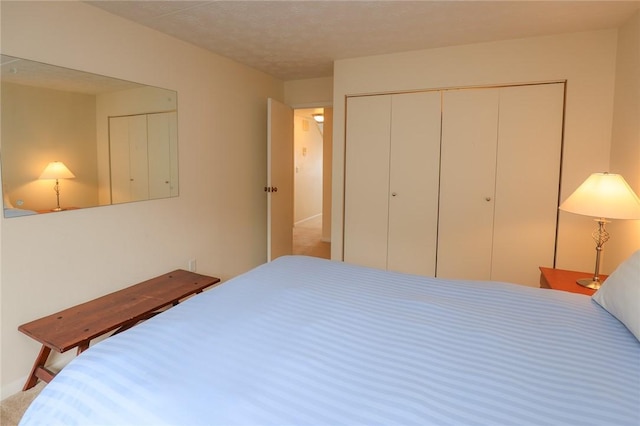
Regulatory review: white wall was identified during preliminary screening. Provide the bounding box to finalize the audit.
[0,1,282,397]
[607,11,640,271]
[293,112,323,224]
[332,30,621,275]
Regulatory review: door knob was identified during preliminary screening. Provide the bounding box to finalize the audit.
[391,192,397,197]
[485,196,492,202]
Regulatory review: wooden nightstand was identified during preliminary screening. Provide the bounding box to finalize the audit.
[539,267,608,296]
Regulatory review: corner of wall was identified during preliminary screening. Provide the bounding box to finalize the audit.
[606,10,640,272]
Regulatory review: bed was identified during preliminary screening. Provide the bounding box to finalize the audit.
[20,254,640,425]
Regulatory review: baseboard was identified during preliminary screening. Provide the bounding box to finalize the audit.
[294,213,322,227]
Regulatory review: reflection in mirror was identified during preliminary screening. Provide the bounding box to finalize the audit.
[1,55,178,218]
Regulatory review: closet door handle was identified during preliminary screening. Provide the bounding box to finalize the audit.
[485,197,492,202]
[391,192,398,197]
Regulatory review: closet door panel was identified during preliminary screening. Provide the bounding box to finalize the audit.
[147,112,173,200]
[128,114,149,202]
[438,89,500,280]
[492,83,564,286]
[344,95,392,269]
[387,91,441,276]
[109,116,131,204]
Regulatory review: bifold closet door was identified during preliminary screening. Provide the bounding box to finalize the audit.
[147,111,178,199]
[438,89,500,280]
[344,91,441,275]
[438,83,564,286]
[109,114,149,204]
[491,83,564,285]
[386,91,441,276]
[344,95,391,270]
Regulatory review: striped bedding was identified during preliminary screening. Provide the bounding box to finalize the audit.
[20,256,640,425]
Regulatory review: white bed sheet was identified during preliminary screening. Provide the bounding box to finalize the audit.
[20,256,640,425]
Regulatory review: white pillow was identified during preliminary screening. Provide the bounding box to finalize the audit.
[592,250,640,341]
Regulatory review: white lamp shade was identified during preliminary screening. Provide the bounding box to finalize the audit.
[559,172,640,220]
[39,161,76,180]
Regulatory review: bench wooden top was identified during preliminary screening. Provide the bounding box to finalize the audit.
[19,269,220,353]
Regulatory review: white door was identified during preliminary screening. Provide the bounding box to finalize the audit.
[147,112,172,200]
[438,88,500,280]
[128,115,149,202]
[267,98,294,261]
[109,116,131,204]
[387,91,441,276]
[438,84,564,286]
[344,91,441,275]
[344,95,391,269]
[491,83,564,285]
[109,114,149,204]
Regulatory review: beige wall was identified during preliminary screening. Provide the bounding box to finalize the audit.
[332,30,621,274]
[293,112,323,224]
[1,82,98,211]
[0,1,282,397]
[285,77,333,107]
[607,11,640,271]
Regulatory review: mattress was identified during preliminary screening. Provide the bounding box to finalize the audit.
[20,256,640,425]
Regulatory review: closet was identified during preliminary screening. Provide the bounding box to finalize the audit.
[344,91,441,276]
[343,83,565,286]
[109,111,178,204]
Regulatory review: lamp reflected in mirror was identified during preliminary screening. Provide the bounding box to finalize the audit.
[39,161,76,211]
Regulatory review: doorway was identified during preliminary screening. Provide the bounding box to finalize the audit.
[292,108,331,259]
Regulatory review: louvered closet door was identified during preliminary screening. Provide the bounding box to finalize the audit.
[491,83,564,286]
[344,95,392,269]
[438,89,500,280]
[387,91,441,276]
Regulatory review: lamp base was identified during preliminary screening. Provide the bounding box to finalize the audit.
[576,278,602,290]
[51,207,64,212]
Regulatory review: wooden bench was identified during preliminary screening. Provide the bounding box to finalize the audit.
[18,269,220,390]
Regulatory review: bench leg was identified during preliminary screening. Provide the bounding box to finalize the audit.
[23,345,53,390]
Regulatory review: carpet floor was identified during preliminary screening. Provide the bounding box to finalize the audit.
[293,215,330,259]
[1,382,45,425]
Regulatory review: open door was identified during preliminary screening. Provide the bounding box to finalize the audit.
[267,98,294,261]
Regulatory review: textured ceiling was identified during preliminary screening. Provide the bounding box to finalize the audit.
[88,1,640,81]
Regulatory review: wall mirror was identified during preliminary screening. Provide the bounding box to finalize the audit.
[1,55,179,218]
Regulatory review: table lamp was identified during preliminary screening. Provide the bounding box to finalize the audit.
[559,172,640,289]
[39,161,75,211]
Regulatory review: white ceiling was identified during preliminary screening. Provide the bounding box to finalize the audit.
[88,1,640,81]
